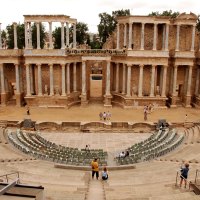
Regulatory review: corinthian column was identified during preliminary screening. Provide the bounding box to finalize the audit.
[128,23,132,50]
[186,65,192,96]
[165,24,169,51]
[25,64,31,96]
[66,22,69,47]
[15,64,20,93]
[191,25,195,51]
[153,23,157,50]
[116,24,120,49]
[115,63,119,92]
[66,63,70,95]
[82,61,86,95]
[0,23,2,49]
[140,23,145,50]
[13,22,18,49]
[73,62,77,92]
[172,65,178,96]
[0,64,5,93]
[49,64,54,96]
[37,64,42,96]
[195,67,200,96]
[150,65,156,97]
[123,23,127,48]
[49,22,53,49]
[138,65,144,97]
[122,64,126,94]
[29,22,32,49]
[161,65,167,97]
[36,22,41,49]
[105,61,111,95]
[61,22,65,49]
[73,23,76,49]
[126,64,132,97]
[61,64,66,96]
[175,25,180,51]
[25,22,28,49]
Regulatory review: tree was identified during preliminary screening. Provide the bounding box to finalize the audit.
[98,9,130,44]
[52,27,62,49]
[148,10,179,18]
[1,30,7,48]
[31,23,46,49]
[74,22,89,45]
[6,23,25,49]
[196,15,200,32]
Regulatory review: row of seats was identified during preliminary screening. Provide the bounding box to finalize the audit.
[7,129,108,166]
[116,128,184,165]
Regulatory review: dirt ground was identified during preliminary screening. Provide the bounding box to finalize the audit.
[0,105,199,123]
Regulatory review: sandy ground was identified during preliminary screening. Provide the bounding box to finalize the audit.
[0,105,199,123]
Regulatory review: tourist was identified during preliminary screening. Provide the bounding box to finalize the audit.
[119,151,125,158]
[85,144,90,152]
[27,107,30,115]
[185,114,188,123]
[125,150,129,157]
[91,158,99,180]
[102,166,109,180]
[103,112,107,121]
[107,111,111,121]
[180,163,189,188]
[144,107,148,121]
[99,112,103,121]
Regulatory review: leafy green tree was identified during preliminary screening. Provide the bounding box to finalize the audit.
[196,15,200,32]
[98,9,130,44]
[6,23,25,49]
[52,27,62,49]
[31,23,46,49]
[1,30,7,48]
[148,10,179,18]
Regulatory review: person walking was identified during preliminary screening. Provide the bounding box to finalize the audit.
[180,163,189,188]
[27,106,30,115]
[91,158,99,180]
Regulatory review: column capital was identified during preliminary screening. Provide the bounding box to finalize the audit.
[139,64,144,68]
[13,22,17,26]
[127,64,132,67]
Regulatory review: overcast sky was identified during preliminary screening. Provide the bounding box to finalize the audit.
[0,0,199,33]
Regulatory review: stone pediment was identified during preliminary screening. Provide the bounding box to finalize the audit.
[176,12,197,20]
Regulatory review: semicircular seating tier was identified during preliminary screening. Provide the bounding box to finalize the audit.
[115,128,185,165]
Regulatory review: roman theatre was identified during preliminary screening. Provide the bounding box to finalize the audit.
[0,13,200,200]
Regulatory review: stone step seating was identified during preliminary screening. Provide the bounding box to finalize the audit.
[184,125,200,144]
[116,128,184,165]
[7,129,108,166]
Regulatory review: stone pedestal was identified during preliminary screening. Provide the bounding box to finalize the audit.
[1,93,7,106]
[104,95,112,107]
[184,95,192,108]
[15,93,23,107]
[80,94,88,107]
[170,96,177,108]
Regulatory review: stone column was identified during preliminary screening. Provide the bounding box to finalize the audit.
[49,64,54,96]
[116,24,120,49]
[115,63,119,92]
[138,64,144,97]
[29,65,34,94]
[82,61,86,95]
[0,64,5,93]
[13,22,18,49]
[73,23,76,49]
[123,23,127,48]
[153,23,157,50]
[122,63,126,94]
[186,65,192,96]
[0,23,2,49]
[140,23,145,50]
[150,65,156,97]
[126,64,132,97]
[36,22,41,49]
[37,64,42,96]
[25,64,31,96]
[25,22,28,48]
[191,25,195,51]
[128,23,132,50]
[29,22,32,49]
[61,22,65,49]
[66,22,69,47]
[49,22,53,49]
[195,67,200,96]
[105,61,111,95]
[73,62,77,92]
[175,24,180,51]
[162,25,166,50]
[172,65,178,96]
[161,65,167,97]
[66,63,70,95]
[15,64,20,93]
[61,64,66,96]
[165,24,169,51]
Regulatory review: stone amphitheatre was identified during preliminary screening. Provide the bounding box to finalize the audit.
[0,12,200,200]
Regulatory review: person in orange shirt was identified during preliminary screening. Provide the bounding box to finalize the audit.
[91,158,99,179]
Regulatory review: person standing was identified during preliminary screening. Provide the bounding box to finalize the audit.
[91,158,99,180]
[180,163,189,188]
[27,107,30,115]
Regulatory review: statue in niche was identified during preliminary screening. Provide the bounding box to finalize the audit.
[132,85,137,96]
[156,86,160,96]
[54,85,60,96]
[44,85,48,95]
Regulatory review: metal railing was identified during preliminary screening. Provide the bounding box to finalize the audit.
[175,171,191,189]
[0,172,20,184]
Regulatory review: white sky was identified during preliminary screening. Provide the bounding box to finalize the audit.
[0,0,200,33]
